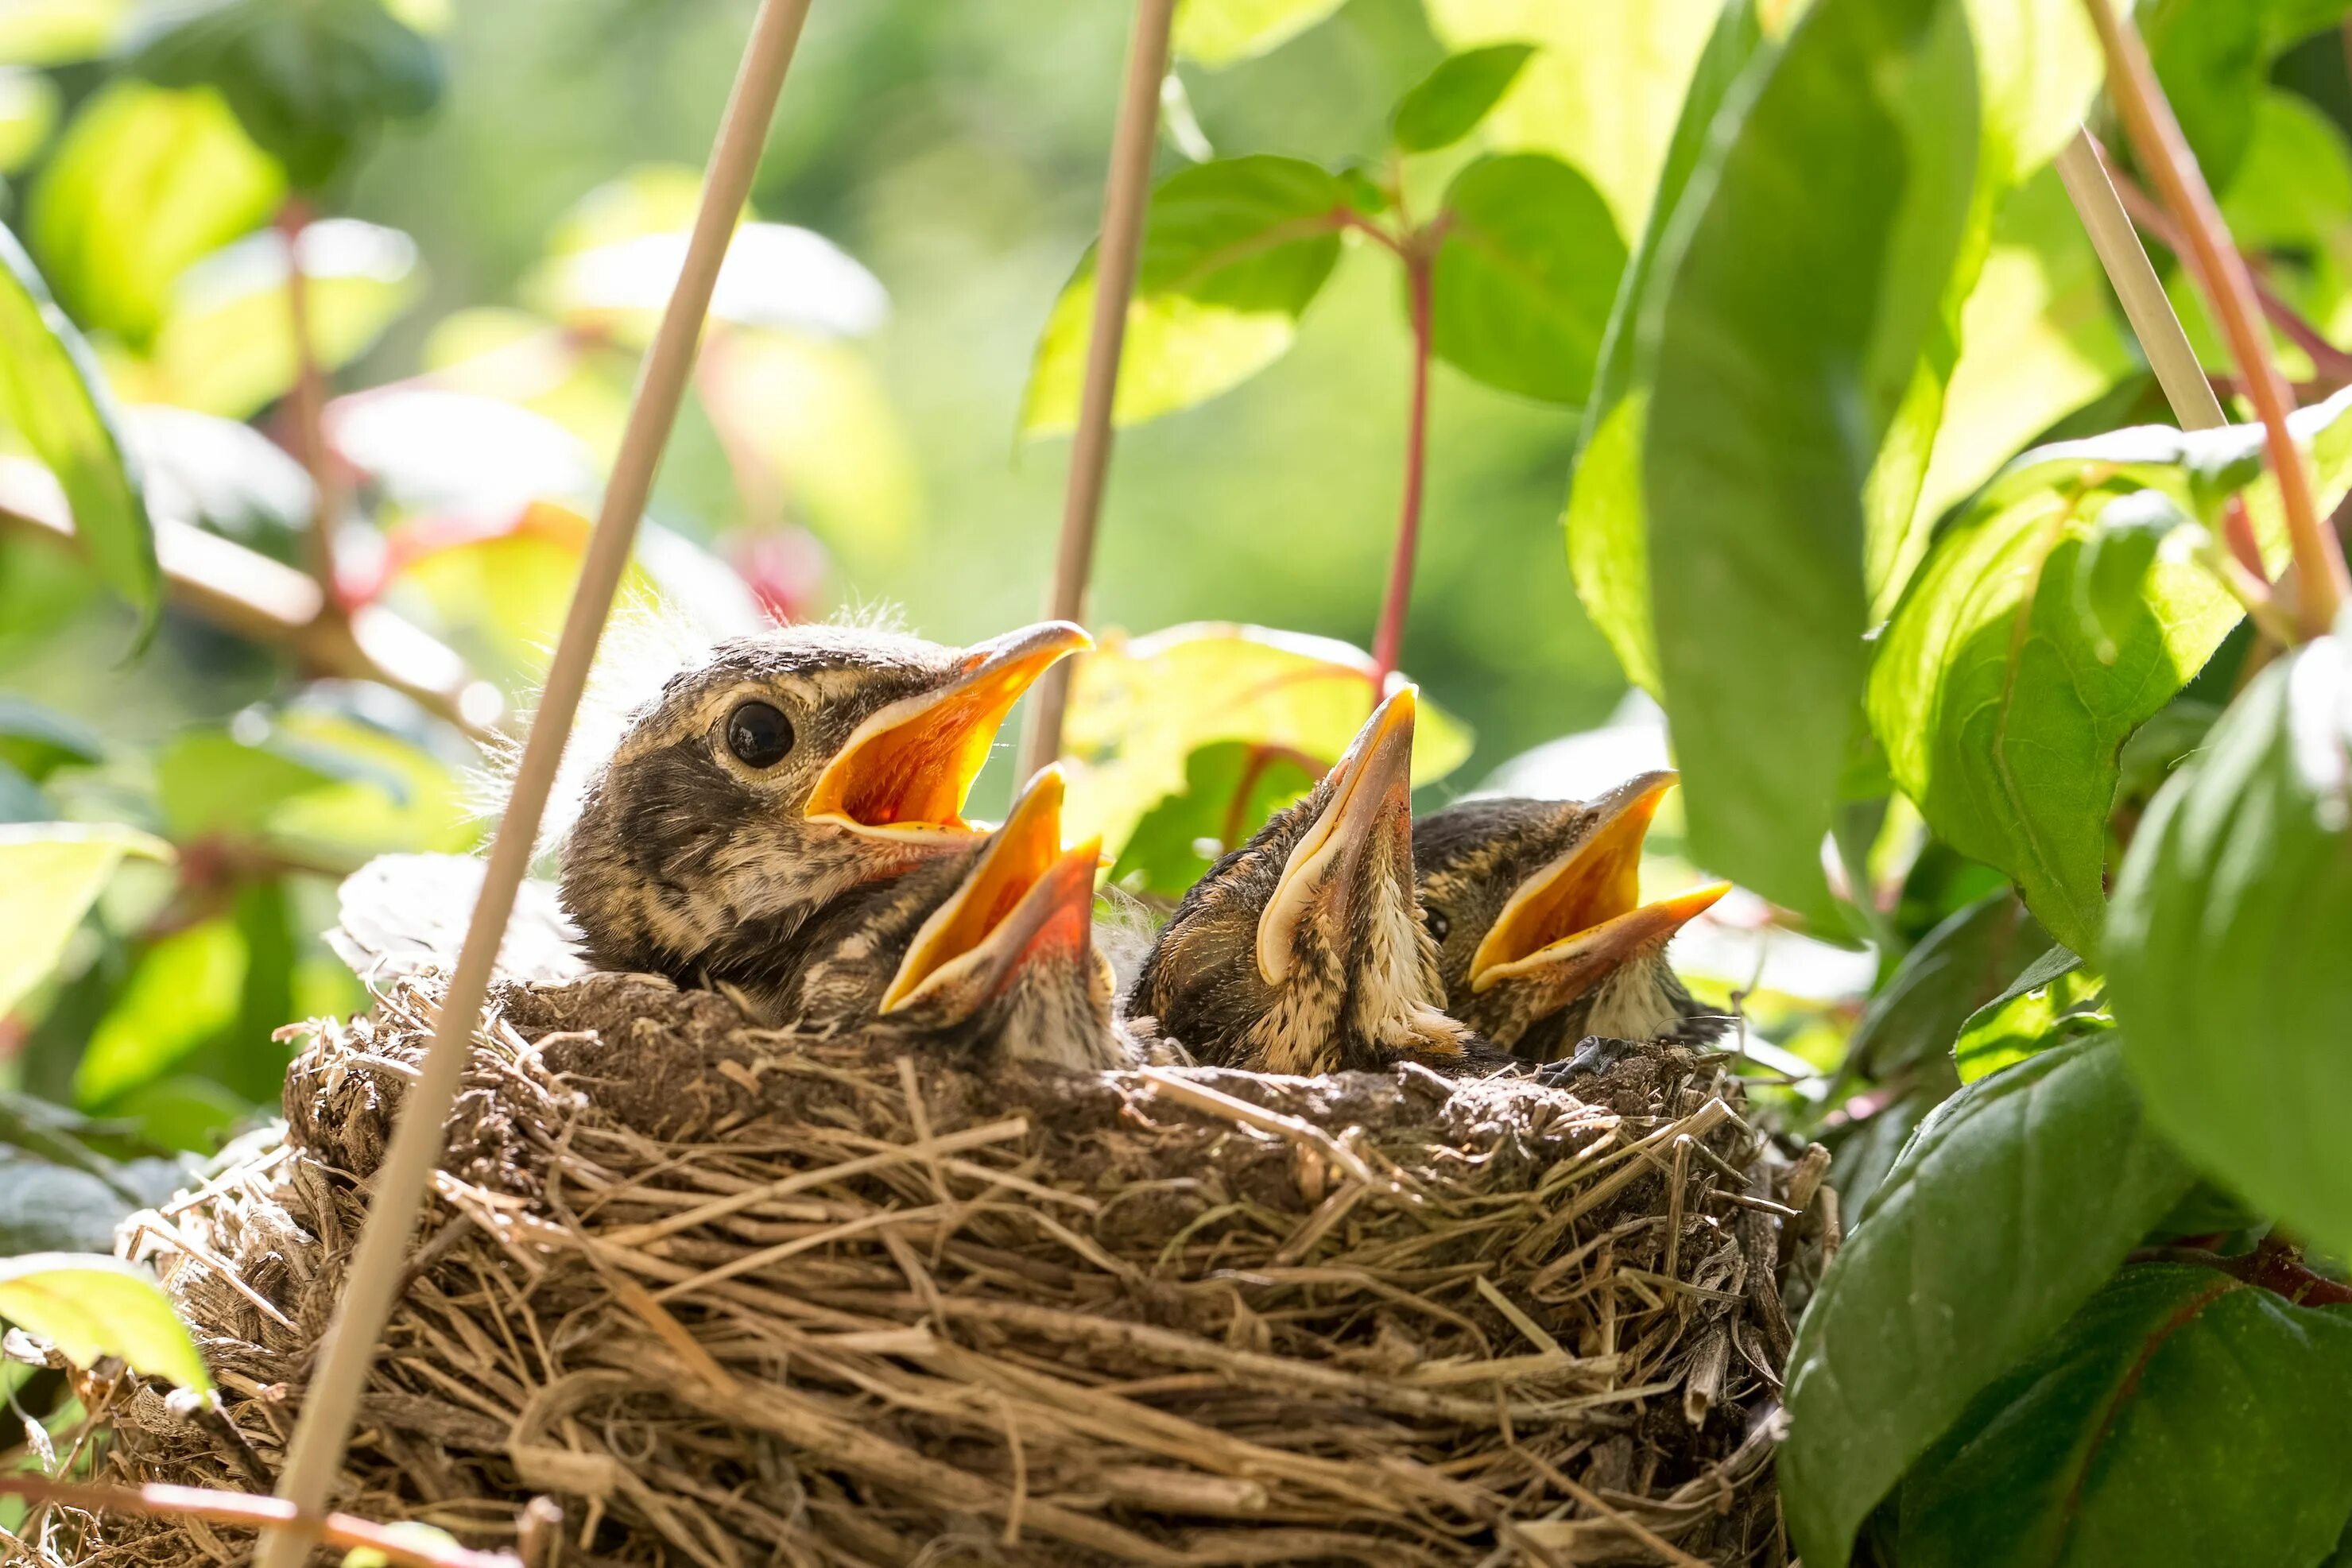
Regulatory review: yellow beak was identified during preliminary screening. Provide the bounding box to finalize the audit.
[1257,686,1418,986]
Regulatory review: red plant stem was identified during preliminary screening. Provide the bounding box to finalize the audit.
[2085,0,2350,639]
[1371,252,1436,691]
[2130,1236,2352,1307]
[277,200,344,611]
[1219,741,1328,851]
[2100,155,2352,385]
[0,1475,521,1568]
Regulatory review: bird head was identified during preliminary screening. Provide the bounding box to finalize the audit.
[873,765,1123,1070]
[558,619,1088,985]
[1412,772,1729,1059]
[1132,687,1472,1075]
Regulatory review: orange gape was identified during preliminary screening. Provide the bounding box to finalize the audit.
[1473,777,1665,977]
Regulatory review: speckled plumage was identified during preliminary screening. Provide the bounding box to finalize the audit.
[1414,795,1723,1063]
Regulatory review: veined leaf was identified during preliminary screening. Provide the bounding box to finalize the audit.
[1422,0,1724,237]
[1644,0,1981,925]
[1060,623,1473,861]
[1842,890,2047,1082]
[1392,44,1536,154]
[74,919,246,1109]
[1781,1034,2195,1568]
[1565,0,1763,695]
[1897,1265,2352,1568]
[1951,946,2102,1082]
[2108,628,2352,1259]
[0,223,160,639]
[1870,391,2352,958]
[0,823,172,1024]
[29,81,282,348]
[1110,739,1320,898]
[1022,156,1347,436]
[1428,153,1625,406]
[0,1252,210,1393]
[1172,0,1346,67]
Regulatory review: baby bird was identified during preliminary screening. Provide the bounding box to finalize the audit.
[1412,772,1730,1063]
[860,767,1130,1071]
[558,618,1088,1021]
[1130,687,1498,1076]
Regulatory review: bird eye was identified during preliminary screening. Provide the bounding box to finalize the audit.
[1424,908,1451,943]
[725,701,795,768]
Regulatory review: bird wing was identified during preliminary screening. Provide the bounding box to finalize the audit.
[327,852,588,989]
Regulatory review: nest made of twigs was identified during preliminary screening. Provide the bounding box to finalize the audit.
[42,970,1822,1566]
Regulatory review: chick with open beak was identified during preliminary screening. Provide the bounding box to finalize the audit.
[1413,772,1730,1063]
[1129,687,1495,1076]
[557,619,1089,1021]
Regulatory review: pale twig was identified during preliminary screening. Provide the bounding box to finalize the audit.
[250,2,820,1563]
[1016,0,1180,780]
[0,1475,520,1568]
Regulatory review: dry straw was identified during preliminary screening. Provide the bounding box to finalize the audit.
[33,970,1822,1566]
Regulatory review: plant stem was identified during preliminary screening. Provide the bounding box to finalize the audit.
[1370,249,1436,691]
[1015,0,1180,783]
[2099,153,2352,386]
[2129,1236,2352,1307]
[0,1476,520,1568]
[277,200,344,609]
[2085,0,2350,639]
[250,3,817,1564]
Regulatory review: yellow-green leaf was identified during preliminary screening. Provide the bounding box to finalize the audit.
[0,823,172,1021]
[1172,0,1347,67]
[0,1252,211,1393]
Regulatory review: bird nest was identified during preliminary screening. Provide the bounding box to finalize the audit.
[60,970,1819,1566]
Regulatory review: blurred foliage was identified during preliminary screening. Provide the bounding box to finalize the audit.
[2,0,2352,1560]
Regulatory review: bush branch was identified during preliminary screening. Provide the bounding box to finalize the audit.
[0,1475,521,1568]
[1370,234,1440,691]
[0,457,502,741]
[2130,1236,2352,1307]
[2085,0,2351,638]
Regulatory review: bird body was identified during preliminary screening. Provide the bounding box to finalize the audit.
[1413,775,1729,1063]
[1130,688,1498,1077]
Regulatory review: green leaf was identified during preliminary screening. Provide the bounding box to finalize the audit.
[1392,44,1536,154]
[1565,0,1763,696]
[0,823,172,1023]
[1781,1034,2195,1568]
[1022,156,1347,436]
[1423,0,1725,237]
[75,919,248,1110]
[0,0,127,65]
[0,1252,211,1393]
[1428,153,1625,405]
[2072,490,2200,667]
[155,729,344,844]
[525,220,886,348]
[2108,629,2352,1260]
[130,0,443,191]
[0,1156,145,1252]
[1171,0,1346,67]
[1870,391,2352,958]
[28,81,283,348]
[1896,1264,2352,1568]
[1644,0,1980,925]
[2143,0,2268,199]
[130,404,315,549]
[0,68,59,172]
[0,697,102,780]
[1060,624,1473,862]
[1951,950,2104,1082]
[0,762,48,825]
[0,222,161,639]
[146,218,420,419]
[1842,891,2048,1082]
[1110,739,1321,899]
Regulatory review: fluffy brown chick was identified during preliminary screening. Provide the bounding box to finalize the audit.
[558,619,1087,1022]
[1129,688,1501,1077]
[1412,772,1730,1063]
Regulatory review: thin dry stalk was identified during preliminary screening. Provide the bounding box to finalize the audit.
[253,3,820,1562]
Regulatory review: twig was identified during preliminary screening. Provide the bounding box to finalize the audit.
[2084,0,2350,637]
[0,1475,521,1568]
[2098,152,2352,385]
[250,2,820,1563]
[1370,238,1438,691]
[2129,1236,2352,1306]
[1015,0,1180,781]
[0,462,502,741]
[277,199,345,605]
[2054,130,2224,432]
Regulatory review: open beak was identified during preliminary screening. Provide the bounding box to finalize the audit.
[1257,686,1419,986]
[1467,770,1729,999]
[882,765,1101,1016]
[806,621,1091,842]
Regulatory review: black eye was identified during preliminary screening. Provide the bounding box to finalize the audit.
[725,701,794,768]
[1424,908,1451,943]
